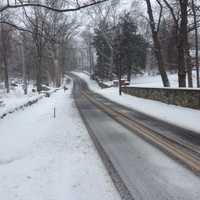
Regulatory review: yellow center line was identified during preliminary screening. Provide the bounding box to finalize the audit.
[82,91,200,174]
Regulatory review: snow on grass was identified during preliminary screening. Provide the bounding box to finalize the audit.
[0,79,120,200]
[73,72,200,133]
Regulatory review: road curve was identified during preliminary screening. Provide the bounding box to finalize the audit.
[72,74,200,200]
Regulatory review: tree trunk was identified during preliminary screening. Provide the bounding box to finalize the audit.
[3,58,9,93]
[21,39,28,94]
[145,0,170,87]
[53,47,61,87]
[90,47,95,79]
[177,0,188,87]
[127,65,131,82]
[1,24,10,93]
[191,0,200,87]
[177,44,186,87]
[36,56,42,92]
[108,50,114,81]
[185,42,193,87]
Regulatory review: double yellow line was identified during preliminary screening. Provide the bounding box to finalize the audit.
[82,91,200,174]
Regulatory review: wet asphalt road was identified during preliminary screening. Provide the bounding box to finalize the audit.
[72,75,200,200]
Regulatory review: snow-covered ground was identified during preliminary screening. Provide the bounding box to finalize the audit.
[0,83,42,117]
[0,82,60,119]
[130,71,198,88]
[0,79,120,200]
[73,72,200,133]
[98,71,199,88]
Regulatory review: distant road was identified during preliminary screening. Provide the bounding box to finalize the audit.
[71,74,200,200]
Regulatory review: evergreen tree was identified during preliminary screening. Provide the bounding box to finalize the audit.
[93,21,112,80]
[114,12,147,81]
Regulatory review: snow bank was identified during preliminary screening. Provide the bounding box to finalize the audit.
[73,72,200,134]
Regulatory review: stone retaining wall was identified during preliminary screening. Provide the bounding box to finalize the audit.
[122,86,200,109]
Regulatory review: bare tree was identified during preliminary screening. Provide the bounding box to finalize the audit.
[19,33,28,94]
[82,29,95,77]
[145,0,170,87]
[161,0,194,87]
[0,16,13,93]
[191,0,200,87]
[0,0,108,92]
[43,1,80,87]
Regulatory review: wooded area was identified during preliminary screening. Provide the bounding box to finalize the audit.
[0,0,200,94]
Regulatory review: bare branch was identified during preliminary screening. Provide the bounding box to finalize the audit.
[0,0,109,13]
[155,0,163,32]
[0,20,61,44]
[0,20,33,34]
[162,0,178,25]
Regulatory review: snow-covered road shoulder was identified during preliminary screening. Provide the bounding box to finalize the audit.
[0,79,120,200]
[73,72,200,134]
